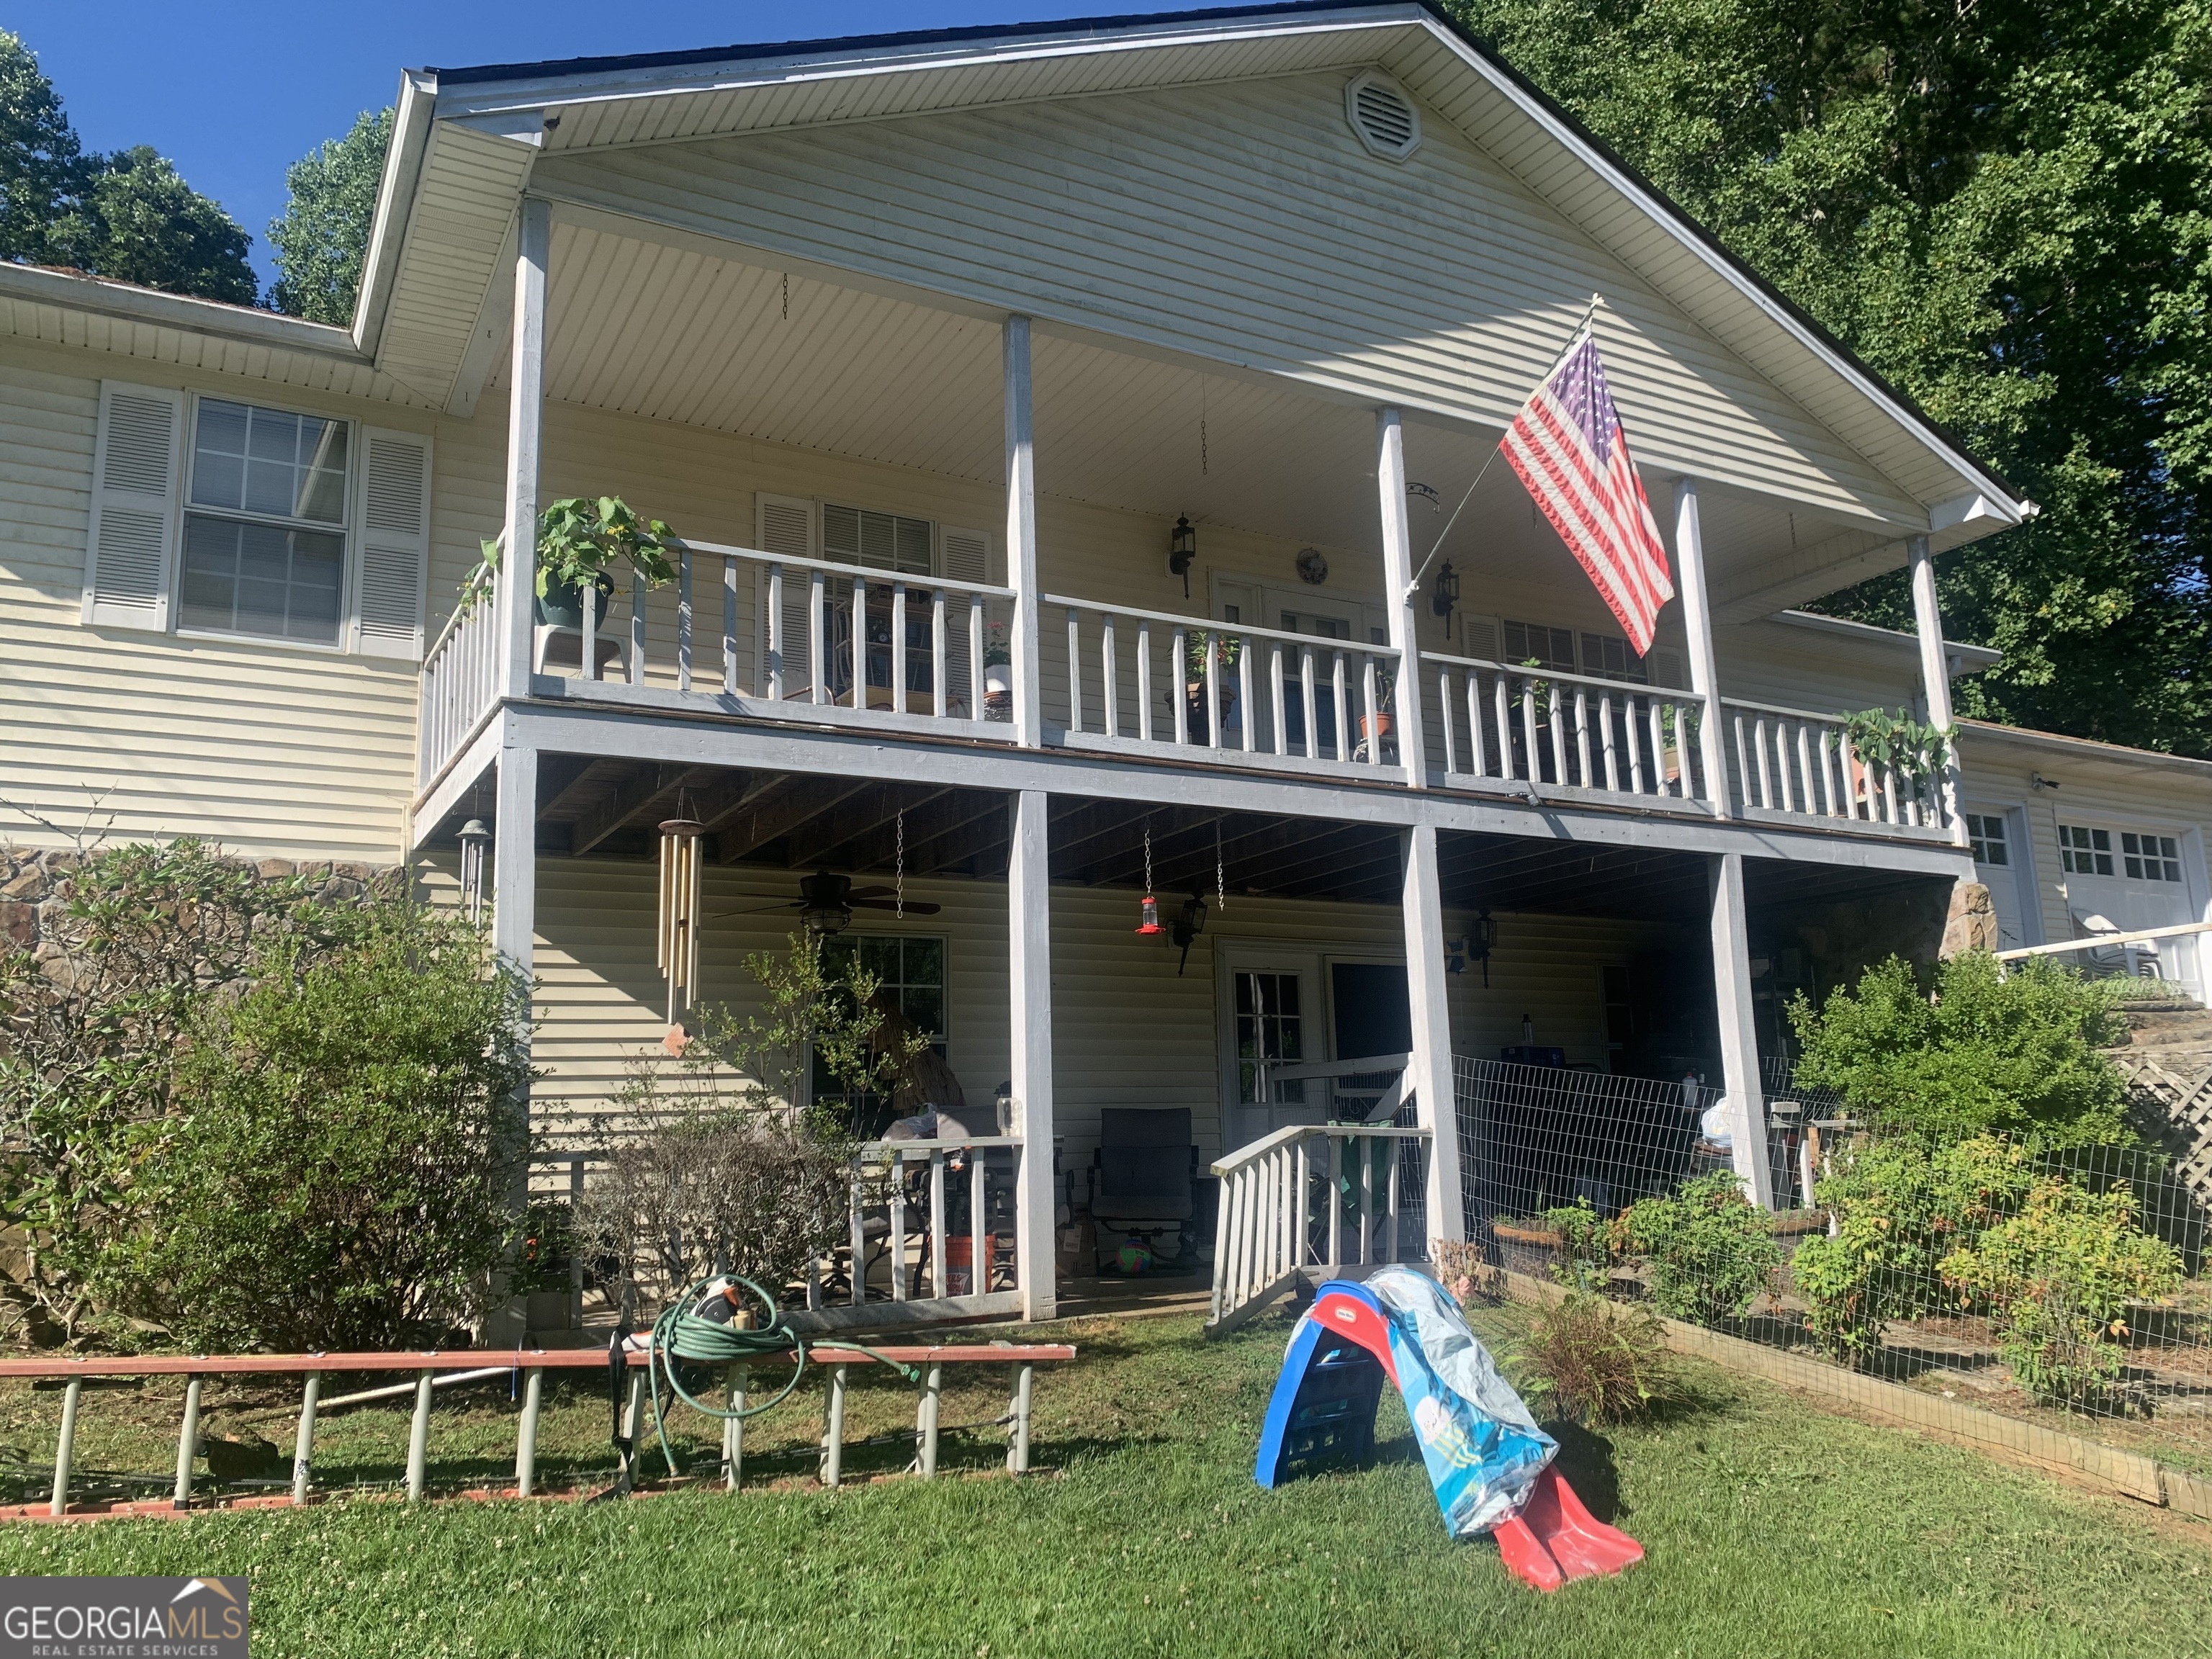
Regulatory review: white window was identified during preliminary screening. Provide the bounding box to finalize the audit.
[823,503,933,577]
[1967,813,2010,867]
[2121,831,2183,883]
[81,380,431,657]
[2060,824,2113,876]
[1502,618,1575,671]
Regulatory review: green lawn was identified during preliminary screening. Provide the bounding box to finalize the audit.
[0,1305,2206,1658]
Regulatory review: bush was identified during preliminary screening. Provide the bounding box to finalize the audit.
[1941,1179,2184,1406]
[1791,1133,2036,1366]
[1614,1172,1780,1324]
[1540,1200,1612,1292]
[1514,1292,1673,1426]
[99,899,531,1352]
[1789,953,2129,1145]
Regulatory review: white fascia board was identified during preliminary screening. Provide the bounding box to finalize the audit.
[1956,719,2212,785]
[1771,608,2000,674]
[426,6,1419,122]
[1401,17,2028,526]
[352,70,439,360]
[0,262,366,359]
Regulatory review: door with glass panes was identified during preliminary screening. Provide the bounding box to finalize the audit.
[1220,949,1323,1148]
[1213,577,1387,758]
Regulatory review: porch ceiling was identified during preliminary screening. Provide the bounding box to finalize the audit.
[530,220,1881,605]
[464,758,1948,926]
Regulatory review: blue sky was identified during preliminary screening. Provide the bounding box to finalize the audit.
[12,1,1115,294]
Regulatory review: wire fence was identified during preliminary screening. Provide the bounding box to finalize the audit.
[1453,1057,2212,1465]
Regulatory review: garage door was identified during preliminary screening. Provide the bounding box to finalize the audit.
[2059,821,2198,986]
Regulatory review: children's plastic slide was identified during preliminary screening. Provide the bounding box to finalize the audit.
[1253,1267,1642,1591]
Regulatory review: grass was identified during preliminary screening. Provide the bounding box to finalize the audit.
[0,1304,2207,1658]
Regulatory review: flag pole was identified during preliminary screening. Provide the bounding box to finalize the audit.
[1408,293,1606,601]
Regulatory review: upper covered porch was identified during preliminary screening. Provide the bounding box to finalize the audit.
[387,5,2029,858]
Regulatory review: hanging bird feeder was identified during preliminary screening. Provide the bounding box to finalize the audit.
[657,817,706,1038]
[1136,820,1164,935]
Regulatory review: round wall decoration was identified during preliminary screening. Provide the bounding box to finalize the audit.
[1295,547,1329,585]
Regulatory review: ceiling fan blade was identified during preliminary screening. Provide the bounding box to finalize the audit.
[849,897,941,915]
[844,885,897,899]
[711,902,805,917]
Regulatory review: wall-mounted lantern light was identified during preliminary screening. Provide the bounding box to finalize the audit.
[1172,891,1208,975]
[1168,515,1197,599]
[1430,560,1460,631]
[1470,906,1496,987]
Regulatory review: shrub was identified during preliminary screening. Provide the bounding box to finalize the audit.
[1514,1292,1673,1426]
[1789,953,2129,1145]
[1791,1133,2036,1366]
[99,899,531,1352]
[1540,1199,1613,1292]
[1941,1179,2184,1406]
[1614,1172,1780,1324]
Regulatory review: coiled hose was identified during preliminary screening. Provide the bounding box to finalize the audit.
[642,1274,919,1477]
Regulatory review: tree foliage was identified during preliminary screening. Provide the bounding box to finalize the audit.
[1447,0,2212,755]
[1788,952,2129,1143]
[0,32,256,304]
[267,107,391,325]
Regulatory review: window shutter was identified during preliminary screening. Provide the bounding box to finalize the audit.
[939,527,992,714]
[355,426,433,659]
[1461,613,1502,665]
[941,526,991,585]
[1647,647,1686,689]
[82,381,184,629]
[755,493,817,698]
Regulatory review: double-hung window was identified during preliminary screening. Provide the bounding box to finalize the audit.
[180,399,351,644]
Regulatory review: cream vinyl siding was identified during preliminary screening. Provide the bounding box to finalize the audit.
[1719,619,1925,716]
[0,342,429,859]
[531,71,1921,525]
[488,853,1655,1163]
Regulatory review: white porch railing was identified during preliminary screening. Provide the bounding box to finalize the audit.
[1048,595,1404,775]
[533,538,1019,733]
[820,1134,1028,1332]
[1721,697,1949,832]
[1205,1120,1432,1336]
[417,590,501,788]
[1423,652,1713,806]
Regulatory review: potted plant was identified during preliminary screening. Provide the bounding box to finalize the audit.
[1361,665,1396,750]
[1842,706,1951,806]
[983,622,1013,719]
[462,495,679,626]
[1183,631,1242,734]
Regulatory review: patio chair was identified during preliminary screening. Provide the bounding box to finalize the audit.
[1086,1107,1200,1268]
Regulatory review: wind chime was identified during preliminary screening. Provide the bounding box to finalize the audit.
[657,811,706,1046]
[456,817,490,925]
[1136,820,1162,935]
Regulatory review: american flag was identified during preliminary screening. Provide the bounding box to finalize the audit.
[1500,331,1675,655]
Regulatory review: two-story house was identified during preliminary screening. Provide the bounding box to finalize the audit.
[4,4,2203,1327]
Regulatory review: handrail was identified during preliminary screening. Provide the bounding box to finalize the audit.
[1997,920,2212,961]
[679,537,1017,601]
[1046,593,1403,657]
[1420,648,1704,705]
[1718,693,1857,724]
[1266,1051,1412,1083]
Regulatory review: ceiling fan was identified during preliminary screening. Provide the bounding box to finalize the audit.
[722,869,940,935]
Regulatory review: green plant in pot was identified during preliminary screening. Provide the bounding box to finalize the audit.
[463,496,680,626]
[1842,706,1951,803]
[1182,630,1243,733]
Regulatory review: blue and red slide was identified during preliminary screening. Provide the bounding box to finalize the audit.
[1254,1267,1642,1591]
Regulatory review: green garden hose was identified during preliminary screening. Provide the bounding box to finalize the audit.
[642,1274,919,1478]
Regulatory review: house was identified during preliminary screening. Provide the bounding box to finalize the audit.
[3,3,2204,1328]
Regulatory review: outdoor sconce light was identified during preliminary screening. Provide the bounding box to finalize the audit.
[1470,906,1496,987]
[1172,891,1208,975]
[1168,515,1197,599]
[457,818,491,925]
[1431,560,1460,628]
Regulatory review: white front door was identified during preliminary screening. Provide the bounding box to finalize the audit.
[1219,950,1323,1150]
[1964,808,2033,950]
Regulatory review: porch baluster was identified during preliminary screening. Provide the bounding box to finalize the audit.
[1625,695,1647,794]
[1599,693,1619,791]
[1300,644,1318,763]
[890,1156,908,1301]
[968,594,985,724]
[1796,723,1815,817]
[809,570,827,705]
[1102,612,1119,739]
[1361,656,1381,766]
[723,553,738,695]
[634,566,649,687]
[1648,699,1669,797]
[1732,712,1752,809]
[848,1156,866,1307]
[767,564,786,701]
[891,584,908,715]
[1548,683,1569,784]
[1137,618,1154,742]
[930,588,948,716]
[580,579,598,683]
[1205,629,1223,750]
[1271,644,1289,757]
[1066,606,1082,733]
[1493,673,1514,781]
[1332,652,1350,763]
[1753,717,1774,808]
[929,1151,948,1298]
[1466,670,1488,778]
[1238,634,1256,754]
[850,572,868,711]
[1437,670,1457,775]
[1520,678,1542,783]
[1573,688,1591,787]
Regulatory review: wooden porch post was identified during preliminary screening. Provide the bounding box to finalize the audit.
[1400,824,1463,1242]
[1004,317,1043,749]
[1707,850,1776,1208]
[1375,408,1428,787]
[1007,790,1057,1318]
[502,197,549,701]
[485,733,539,1344]
[1672,479,1732,818]
[1908,534,1969,846]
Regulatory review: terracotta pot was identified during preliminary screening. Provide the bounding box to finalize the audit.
[1360,711,1394,742]
[1490,1218,1562,1281]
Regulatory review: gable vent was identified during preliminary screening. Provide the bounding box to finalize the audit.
[1346,71,1420,161]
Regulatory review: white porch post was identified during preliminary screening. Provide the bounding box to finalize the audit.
[1375,408,1428,787]
[1004,317,1043,749]
[1400,824,1463,1243]
[501,198,549,701]
[484,732,538,1344]
[1908,534,1969,846]
[1007,790,1056,1319]
[1707,850,1775,1208]
[1672,478,1732,818]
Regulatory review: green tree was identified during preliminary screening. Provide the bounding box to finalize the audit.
[1446,0,2212,756]
[0,30,84,263]
[45,145,256,305]
[1788,952,2130,1143]
[268,107,392,324]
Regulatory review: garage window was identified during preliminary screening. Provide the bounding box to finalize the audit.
[2122,832,2182,883]
[1966,814,2010,866]
[2059,825,2113,876]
